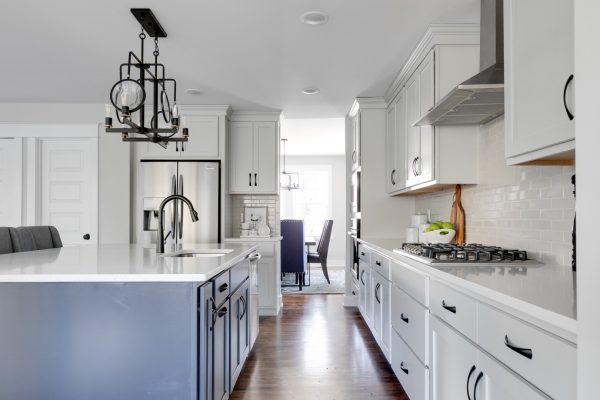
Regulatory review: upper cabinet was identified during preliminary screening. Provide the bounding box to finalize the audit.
[351,113,361,170]
[137,105,230,160]
[504,0,575,165]
[384,25,481,195]
[228,113,280,194]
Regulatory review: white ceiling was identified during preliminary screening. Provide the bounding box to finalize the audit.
[282,118,345,156]
[0,0,479,118]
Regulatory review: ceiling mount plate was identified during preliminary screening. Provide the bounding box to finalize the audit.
[131,8,167,38]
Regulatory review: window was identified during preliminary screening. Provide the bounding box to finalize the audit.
[280,164,332,238]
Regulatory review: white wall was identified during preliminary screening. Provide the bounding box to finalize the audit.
[280,118,345,156]
[415,117,575,266]
[0,103,130,244]
[281,155,346,266]
[575,0,600,397]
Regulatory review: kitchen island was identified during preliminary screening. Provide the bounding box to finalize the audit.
[0,243,260,400]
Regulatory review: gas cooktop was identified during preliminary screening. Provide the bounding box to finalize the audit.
[394,243,537,265]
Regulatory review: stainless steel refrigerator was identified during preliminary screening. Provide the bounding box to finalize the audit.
[140,160,220,246]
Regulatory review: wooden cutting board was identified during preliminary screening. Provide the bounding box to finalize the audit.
[450,184,465,244]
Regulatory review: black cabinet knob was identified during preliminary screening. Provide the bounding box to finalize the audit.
[83,234,90,240]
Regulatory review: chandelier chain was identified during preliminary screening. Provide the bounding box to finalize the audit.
[153,38,159,57]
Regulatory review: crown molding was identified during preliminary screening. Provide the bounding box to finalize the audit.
[384,23,480,103]
[348,97,387,117]
[230,111,282,122]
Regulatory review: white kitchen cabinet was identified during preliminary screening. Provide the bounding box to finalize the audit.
[430,316,479,400]
[228,117,279,194]
[371,272,382,343]
[504,0,575,165]
[386,89,408,194]
[0,138,23,227]
[351,113,360,170]
[385,104,396,193]
[371,270,391,360]
[181,115,220,158]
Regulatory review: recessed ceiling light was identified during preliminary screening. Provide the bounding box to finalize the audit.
[185,88,203,95]
[301,88,320,95]
[300,11,329,25]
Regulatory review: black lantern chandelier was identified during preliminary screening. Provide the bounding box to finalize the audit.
[104,8,188,149]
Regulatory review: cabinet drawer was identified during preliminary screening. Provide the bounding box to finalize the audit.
[213,270,230,307]
[478,303,576,400]
[351,281,359,298]
[230,260,249,293]
[391,260,429,306]
[357,245,370,262]
[391,286,429,365]
[371,252,391,281]
[391,329,429,400]
[430,280,476,341]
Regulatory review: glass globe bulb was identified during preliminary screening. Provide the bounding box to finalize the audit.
[114,80,144,110]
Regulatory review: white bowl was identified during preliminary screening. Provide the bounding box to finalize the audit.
[424,229,456,244]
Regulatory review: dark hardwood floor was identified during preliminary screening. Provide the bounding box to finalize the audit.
[231,294,409,400]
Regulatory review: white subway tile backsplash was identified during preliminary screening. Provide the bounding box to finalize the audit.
[415,117,575,267]
[230,194,280,237]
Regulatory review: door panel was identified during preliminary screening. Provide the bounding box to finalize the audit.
[385,104,396,193]
[229,122,254,193]
[183,115,219,158]
[405,75,420,185]
[213,302,229,400]
[253,122,277,193]
[177,161,220,243]
[40,139,98,244]
[417,51,435,184]
[394,90,407,191]
[0,139,22,226]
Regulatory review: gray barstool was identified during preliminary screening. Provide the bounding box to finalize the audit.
[0,227,20,254]
[13,226,63,252]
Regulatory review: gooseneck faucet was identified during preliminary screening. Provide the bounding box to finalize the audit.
[156,194,199,254]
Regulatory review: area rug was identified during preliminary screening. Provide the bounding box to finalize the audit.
[281,266,345,294]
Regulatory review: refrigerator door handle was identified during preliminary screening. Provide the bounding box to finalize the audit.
[178,174,184,240]
[171,174,177,240]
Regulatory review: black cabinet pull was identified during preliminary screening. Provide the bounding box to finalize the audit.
[248,173,252,186]
[466,365,476,400]
[254,173,258,186]
[411,157,418,176]
[217,306,228,318]
[239,296,247,320]
[563,74,574,120]
[375,260,381,266]
[473,371,484,400]
[83,233,90,240]
[504,335,533,359]
[352,290,356,296]
[361,251,365,256]
[391,169,396,185]
[209,297,217,330]
[400,313,409,323]
[375,283,381,304]
[352,150,357,163]
[360,270,365,285]
[415,156,421,176]
[218,283,228,293]
[400,361,409,375]
[441,300,456,314]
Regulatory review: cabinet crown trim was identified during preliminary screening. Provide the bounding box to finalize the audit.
[348,97,387,117]
[230,112,282,122]
[384,23,480,103]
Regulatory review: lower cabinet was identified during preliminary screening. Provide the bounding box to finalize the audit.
[230,279,250,389]
[211,296,230,400]
[392,329,429,400]
[371,270,391,360]
[430,316,550,400]
[358,261,370,325]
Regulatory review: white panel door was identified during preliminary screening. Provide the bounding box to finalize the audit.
[417,51,435,184]
[505,0,574,158]
[0,138,22,227]
[182,115,219,158]
[40,139,98,244]
[229,122,254,193]
[405,74,421,186]
[253,122,277,194]
[394,89,407,191]
[385,104,397,194]
[430,316,478,400]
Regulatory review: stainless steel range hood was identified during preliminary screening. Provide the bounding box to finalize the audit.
[415,0,504,126]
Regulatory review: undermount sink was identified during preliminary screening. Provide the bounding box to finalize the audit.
[162,249,234,258]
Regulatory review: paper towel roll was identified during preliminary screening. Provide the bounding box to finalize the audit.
[419,223,430,243]
[406,227,419,243]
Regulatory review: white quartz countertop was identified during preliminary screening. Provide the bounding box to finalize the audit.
[358,237,577,341]
[0,243,258,283]
[224,236,282,242]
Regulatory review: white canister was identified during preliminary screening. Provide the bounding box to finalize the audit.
[411,214,428,228]
[419,223,430,243]
[405,227,419,243]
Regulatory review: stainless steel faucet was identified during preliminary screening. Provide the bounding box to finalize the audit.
[156,194,199,253]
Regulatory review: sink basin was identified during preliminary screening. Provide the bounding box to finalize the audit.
[162,249,234,258]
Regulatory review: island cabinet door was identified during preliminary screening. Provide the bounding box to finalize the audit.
[212,301,230,400]
[230,279,251,390]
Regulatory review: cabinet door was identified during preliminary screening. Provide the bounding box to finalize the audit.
[505,0,574,159]
[229,122,254,193]
[212,301,230,400]
[380,279,391,359]
[229,291,241,389]
[477,350,550,400]
[417,51,435,183]
[372,273,382,342]
[364,267,373,328]
[351,114,360,169]
[249,258,260,348]
[430,316,478,400]
[394,89,407,191]
[239,281,250,359]
[253,122,278,193]
[39,138,98,244]
[405,74,420,186]
[358,260,368,317]
[182,115,219,158]
[0,138,22,227]
[385,104,397,194]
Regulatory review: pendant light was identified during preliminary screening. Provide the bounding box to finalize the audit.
[281,139,301,191]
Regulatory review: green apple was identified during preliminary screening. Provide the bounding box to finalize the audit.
[441,222,454,229]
